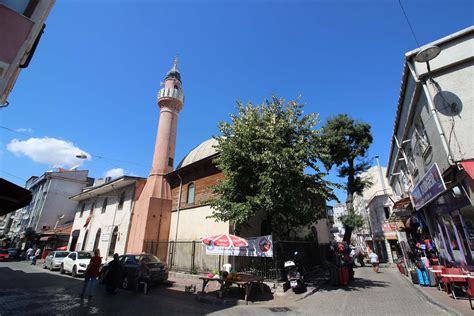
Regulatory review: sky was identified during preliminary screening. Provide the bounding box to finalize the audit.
[0,0,472,204]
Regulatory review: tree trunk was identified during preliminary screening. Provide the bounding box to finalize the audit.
[343,159,355,243]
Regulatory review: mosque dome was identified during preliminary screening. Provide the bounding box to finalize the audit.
[176,138,219,169]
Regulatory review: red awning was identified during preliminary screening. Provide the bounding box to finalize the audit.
[393,196,412,209]
[461,160,474,180]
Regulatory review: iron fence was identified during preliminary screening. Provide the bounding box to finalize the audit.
[143,239,327,281]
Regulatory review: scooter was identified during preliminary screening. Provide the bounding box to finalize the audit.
[284,252,304,293]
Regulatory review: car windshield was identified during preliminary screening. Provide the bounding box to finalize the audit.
[77,252,92,259]
[134,255,161,264]
[0,249,8,254]
[55,252,69,258]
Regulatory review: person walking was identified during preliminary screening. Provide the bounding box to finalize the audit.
[105,253,121,295]
[80,249,102,299]
[26,247,33,261]
[369,250,379,273]
[135,259,151,295]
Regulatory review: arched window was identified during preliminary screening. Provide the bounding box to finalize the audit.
[118,192,126,210]
[187,183,195,205]
[90,202,96,215]
[108,227,119,256]
[93,228,101,251]
[79,204,85,218]
[101,198,108,214]
[82,230,89,251]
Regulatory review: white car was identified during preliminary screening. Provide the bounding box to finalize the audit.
[43,251,70,270]
[60,251,92,277]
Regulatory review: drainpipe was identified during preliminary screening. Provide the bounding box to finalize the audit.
[172,173,183,267]
[123,184,138,254]
[106,184,120,260]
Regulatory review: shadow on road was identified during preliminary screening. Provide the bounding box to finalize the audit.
[0,265,238,315]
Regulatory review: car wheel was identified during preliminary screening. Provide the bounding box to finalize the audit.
[122,276,130,289]
[60,264,65,274]
[72,266,77,278]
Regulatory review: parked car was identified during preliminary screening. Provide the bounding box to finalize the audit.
[0,249,9,261]
[99,254,168,289]
[43,251,70,270]
[60,251,92,277]
[7,248,20,261]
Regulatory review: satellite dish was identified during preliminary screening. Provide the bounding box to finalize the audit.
[415,45,441,63]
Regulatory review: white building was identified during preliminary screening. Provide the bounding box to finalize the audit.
[8,170,92,246]
[68,176,146,261]
[331,203,347,242]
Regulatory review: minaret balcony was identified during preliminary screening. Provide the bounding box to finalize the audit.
[158,88,184,103]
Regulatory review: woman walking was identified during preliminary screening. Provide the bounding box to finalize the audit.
[80,249,102,299]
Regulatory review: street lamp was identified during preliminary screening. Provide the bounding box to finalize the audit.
[76,153,88,159]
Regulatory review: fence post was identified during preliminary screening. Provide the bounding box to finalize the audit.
[169,241,174,269]
[191,241,196,274]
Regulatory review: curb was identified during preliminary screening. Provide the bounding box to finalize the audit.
[398,272,463,316]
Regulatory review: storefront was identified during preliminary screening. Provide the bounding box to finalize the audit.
[411,163,474,267]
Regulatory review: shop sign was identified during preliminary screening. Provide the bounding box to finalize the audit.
[411,163,446,210]
[205,235,273,257]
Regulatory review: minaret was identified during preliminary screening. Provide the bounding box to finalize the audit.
[126,58,184,258]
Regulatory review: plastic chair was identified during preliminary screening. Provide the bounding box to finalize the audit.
[430,265,445,290]
[465,278,474,310]
[446,267,467,300]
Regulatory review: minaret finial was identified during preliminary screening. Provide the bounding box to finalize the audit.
[172,55,179,71]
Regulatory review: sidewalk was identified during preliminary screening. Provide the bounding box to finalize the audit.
[398,270,471,316]
[167,270,327,306]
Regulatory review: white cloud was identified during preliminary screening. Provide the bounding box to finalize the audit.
[104,168,125,179]
[16,128,33,133]
[7,137,90,168]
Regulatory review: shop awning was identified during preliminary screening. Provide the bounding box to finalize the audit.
[393,196,412,209]
[461,160,474,180]
[0,178,32,216]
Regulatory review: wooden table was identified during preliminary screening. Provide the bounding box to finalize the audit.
[199,274,265,304]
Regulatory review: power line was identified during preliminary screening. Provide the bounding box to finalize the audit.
[0,169,27,181]
[398,0,421,48]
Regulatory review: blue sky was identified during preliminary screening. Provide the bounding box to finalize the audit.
[1,0,472,204]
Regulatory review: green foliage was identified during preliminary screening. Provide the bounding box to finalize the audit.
[319,114,373,240]
[209,96,337,238]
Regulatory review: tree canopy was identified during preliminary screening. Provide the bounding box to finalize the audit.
[319,114,373,242]
[209,96,336,238]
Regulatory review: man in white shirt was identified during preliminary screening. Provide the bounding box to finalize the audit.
[369,251,379,273]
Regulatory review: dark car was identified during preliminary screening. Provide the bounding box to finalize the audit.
[99,254,168,290]
[7,248,20,260]
[0,249,9,261]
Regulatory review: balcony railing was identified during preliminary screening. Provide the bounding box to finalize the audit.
[157,88,184,103]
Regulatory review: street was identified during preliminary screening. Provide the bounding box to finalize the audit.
[0,261,450,316]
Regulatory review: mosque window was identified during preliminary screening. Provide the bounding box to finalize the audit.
[187,183,195,205]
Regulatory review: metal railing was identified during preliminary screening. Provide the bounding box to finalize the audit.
[157,88,184,103]
[143,240,326,281]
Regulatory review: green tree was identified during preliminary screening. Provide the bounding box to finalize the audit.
[319,114,373,242]
[209,96,336,239]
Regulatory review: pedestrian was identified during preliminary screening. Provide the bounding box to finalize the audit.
[105,253,121,295]
[369,251,379,273]
[357,251,366,267]
[135,259,151,295]
[26,247,33,261]
[80,249,102,299]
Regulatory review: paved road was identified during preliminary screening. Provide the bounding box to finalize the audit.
[0,262,450,315]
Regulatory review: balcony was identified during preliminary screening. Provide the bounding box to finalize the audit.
[157,88,184,103]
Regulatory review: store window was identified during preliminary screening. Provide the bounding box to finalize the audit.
[93,228,101,251]
[440,216,465,264]
[118,192,126,210]
[101,198,108,213]
[453,207,474,265]
[108,227,119,256]
[415,118,430,155]
[79,204,85,218]
[187,183,195,205]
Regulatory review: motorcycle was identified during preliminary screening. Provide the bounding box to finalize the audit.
[284,251,304,293]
